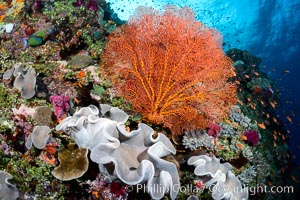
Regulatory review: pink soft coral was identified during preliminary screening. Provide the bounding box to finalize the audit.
[50,94,70,119]
[207,123,221,138]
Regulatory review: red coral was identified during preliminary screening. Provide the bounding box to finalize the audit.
[102,6,237,134]
[243,130,259,146]
[207,123,221,138]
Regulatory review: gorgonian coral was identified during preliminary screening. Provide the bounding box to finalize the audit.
[101,6,237,134]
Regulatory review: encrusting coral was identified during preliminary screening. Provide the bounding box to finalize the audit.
[0,170,19,200]
[101,6,238,135]
[188,155,248,200]
[52,143,89,181]
[56,104,180,200]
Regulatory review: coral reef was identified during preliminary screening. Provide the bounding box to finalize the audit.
[0,2,294,199]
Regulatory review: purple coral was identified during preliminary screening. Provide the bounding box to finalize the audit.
[50,94,70,119]
[86,0,98,11]
[12,115,33,135]
[73,0,98,11]
[73,0,85,7]
[86,173,127,199]
[243,130,259,146]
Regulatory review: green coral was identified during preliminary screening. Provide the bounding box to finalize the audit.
[0,84,19,118]
[6,153,66,199]
[247,77,272,90]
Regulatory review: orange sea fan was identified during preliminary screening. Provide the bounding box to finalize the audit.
[101,6,238,134]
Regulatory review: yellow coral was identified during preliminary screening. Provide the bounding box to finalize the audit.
[0,15,5,22]
[5,0,25,17]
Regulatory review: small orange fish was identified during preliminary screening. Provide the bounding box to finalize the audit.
[273,117,278,124]
[291,176,299,183]
[260,100,265,105]
[233,123,239,128]
[241,135,248,140]
[278,131,282,136]
[237,99,244,105]
[244,74,250,79]
[266,113,270,118]
[257,123,266,129]
[283,70,290,74]
[274,141,277,147]
[282,134,286,140]
[249,103,256,110]
[246,97,251,102]
[269,101,276,109]
[286,116,293,123]
[224,119,232,124]
[254,71,259,76]
[236,143,244,149]
[73,97,80,105]
[273,135,277,140]
[267,181,272,186]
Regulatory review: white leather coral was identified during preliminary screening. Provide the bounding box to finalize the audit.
[188,155,248,200]
[56,104,180,200]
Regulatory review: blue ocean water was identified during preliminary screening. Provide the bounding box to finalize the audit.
[107,0,300,165]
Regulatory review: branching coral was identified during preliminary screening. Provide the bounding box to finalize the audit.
[219,105,258,137]
[101,6,237,134]
[188,155,248,200]
[182,130,215,151]
[56,104,180,199]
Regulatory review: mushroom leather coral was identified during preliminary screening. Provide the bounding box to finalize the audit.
[0,170,19,200]
[56,104,180,199]
[102,6,237,134]
[188,155,248,200]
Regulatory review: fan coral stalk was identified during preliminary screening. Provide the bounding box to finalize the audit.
[102,6,237,134]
